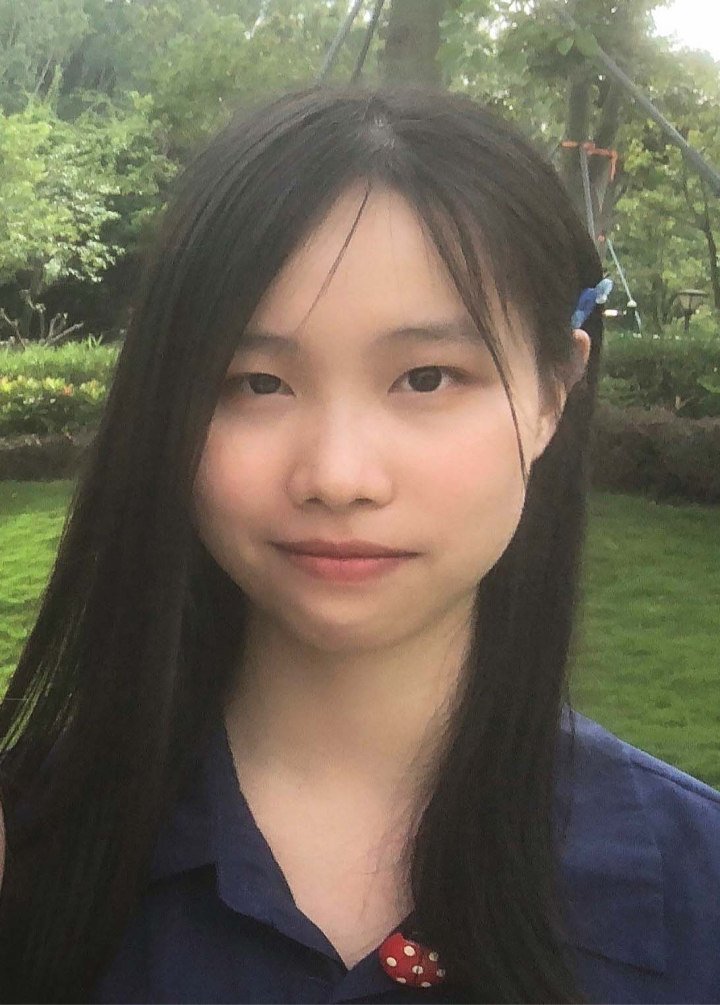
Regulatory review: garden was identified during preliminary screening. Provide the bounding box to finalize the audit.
[2,327,720,786]
[1,0,719,789]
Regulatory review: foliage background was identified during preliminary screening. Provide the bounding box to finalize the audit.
[0,0,719,342]
[0,1,718,785]
[3,481,719,789]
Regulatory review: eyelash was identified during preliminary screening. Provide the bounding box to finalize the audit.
[223,366,471,399]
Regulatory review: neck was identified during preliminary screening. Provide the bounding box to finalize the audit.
[224,602,474,807]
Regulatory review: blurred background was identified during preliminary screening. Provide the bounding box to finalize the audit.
[1,0,719,785]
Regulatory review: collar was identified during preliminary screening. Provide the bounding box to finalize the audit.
[150,710,665,975]
[149,727,342,959]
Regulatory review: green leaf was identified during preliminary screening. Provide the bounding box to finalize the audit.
[697,377,720,395]
[574,28,600,59]
[556,36,574,57]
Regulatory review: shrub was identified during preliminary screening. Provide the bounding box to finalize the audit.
[666,307,719,342]
[590,402,720,504]
[0,375,107,435]
[0,430,94,480]
[599,331,720,418]
[1,337,720,502]
[0,337,119,385]
[0,337,116,435]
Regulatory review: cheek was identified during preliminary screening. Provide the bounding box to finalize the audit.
[192,423,276,546]
[419,396,526,511]
[193,388,530,558]
[415,398,528,581]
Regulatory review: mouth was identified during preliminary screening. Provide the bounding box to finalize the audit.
[271,545,417,583]
[272,540,418,559]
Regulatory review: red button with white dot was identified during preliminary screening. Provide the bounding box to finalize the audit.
[378,932,446,988]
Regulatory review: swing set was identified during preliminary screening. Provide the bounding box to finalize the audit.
[312,0,720,333]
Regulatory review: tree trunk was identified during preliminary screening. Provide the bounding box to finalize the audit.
[590,78,625,253]
[558,69,626,258]
[559,66,593,224]
[18,261,45,341]
[381,0,447,86]
[700,186,720,310]
[702,222,720,310]
[18,287,34,343]
[650,274,665,333]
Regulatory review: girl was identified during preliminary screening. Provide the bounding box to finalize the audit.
[1,84,719,1005]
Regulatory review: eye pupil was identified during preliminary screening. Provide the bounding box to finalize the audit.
[249,373,282,395]
[232,367,453,399]
[409,367,443,393]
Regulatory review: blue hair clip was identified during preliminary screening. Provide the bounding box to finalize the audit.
[572,278,614,329]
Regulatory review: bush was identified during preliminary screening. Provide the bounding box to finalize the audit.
[0,430,94,480]
[1,337,720,503]
[590,402,720,504]
[0,375,107,435]
[0,337,119,385]
[599,330,720,417]
[666,307,719,341]
[0,337,117,435]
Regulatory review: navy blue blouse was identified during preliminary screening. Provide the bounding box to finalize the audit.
[96,713,720,1004]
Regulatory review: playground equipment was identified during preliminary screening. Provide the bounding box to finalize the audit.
[316,0,720,329]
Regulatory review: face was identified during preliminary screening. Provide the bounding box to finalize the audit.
[193,185,576,655]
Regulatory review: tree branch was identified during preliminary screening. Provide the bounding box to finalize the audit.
[33,53,55,97]
[0,309,28,349]
[46,315,85,345]
[679,157,705,229]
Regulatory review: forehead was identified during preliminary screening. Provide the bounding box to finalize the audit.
[246,185,502,346]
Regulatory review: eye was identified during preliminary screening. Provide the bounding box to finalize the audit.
[223,372,290,397]
[393,366,468,394]
[222,366,469,399]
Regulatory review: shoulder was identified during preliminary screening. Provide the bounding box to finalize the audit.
[567,710,720,822]
[575,711,720,885]
[560,712,720,1003]
[563,710,720,872]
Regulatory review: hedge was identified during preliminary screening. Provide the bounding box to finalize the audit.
[0,429,96,481]
[597,332,720,418]
[1,335,720,503]
[0,339,117,435]
[589,402,720,504]
[2,404,719,505]
[2,332,720,436]
[0,376,106,435]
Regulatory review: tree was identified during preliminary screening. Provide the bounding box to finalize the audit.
[1,0,716,337]
[0,0,88,112]
[660,51,720,309]
[380,0,449,86]
[608,46,720,327]
[0,0,373,335]
[100,0,385,160]
[0,90,175,339]
[439,1,684,240]
[458,0,672,242]
[436,0,720,328]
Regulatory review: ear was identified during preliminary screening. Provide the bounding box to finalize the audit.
[532,329,591,462]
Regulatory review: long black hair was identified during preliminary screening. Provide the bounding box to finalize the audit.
[0,83,602,1003]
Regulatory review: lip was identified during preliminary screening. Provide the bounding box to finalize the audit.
[273,539,417,559]
[274,549,415,583]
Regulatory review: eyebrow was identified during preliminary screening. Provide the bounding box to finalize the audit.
[234,319,485,357]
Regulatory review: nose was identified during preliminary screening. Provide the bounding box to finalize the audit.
[286,405,393,511]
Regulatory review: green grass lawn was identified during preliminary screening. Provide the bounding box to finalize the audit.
[0,480,75,688]
[1,481,719,787]
[572,491,720,788]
